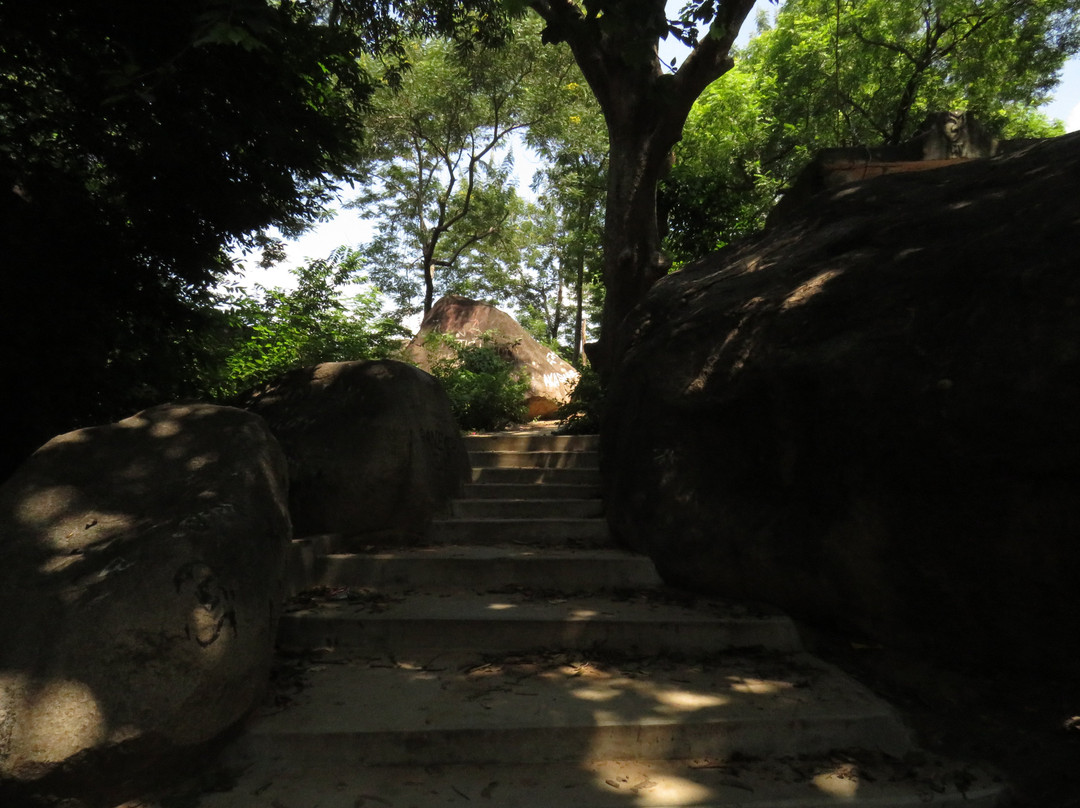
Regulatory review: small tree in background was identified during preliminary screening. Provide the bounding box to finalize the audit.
[214,250,407,399]
[350,18,579,320]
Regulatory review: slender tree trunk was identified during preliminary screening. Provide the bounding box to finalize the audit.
[423,259,436,315]
[573,245,585,364]
[551,275,564,343]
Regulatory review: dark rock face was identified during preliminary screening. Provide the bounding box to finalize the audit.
[606,133,1080,673]
[0,404,290,801]
[242,359,469,540]
[402,295,579,419]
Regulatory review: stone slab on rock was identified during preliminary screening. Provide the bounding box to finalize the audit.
[402,295,579,419]
[0,403,290,804]
[605,132,1080,675]
[768,112,1024,227]
[241,359,469,542]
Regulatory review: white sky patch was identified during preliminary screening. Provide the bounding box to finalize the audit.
[1067,101,1080,133]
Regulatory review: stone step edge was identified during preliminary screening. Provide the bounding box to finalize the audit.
[203,756,1006,808]
[430,516,607,524]
[460,482,602,499]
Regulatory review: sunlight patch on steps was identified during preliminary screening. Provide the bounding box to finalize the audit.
[568,608,601,620]
[587,760,717,806]
[812,761,862,799]
[727,675,794,695]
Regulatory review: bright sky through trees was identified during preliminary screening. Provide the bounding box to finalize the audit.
[238,0,1080,293]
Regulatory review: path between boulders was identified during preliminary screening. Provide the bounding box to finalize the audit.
[150,429,1005,807]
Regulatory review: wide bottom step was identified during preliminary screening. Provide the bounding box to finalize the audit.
[238,650,912,767]
[200,755,1004,808]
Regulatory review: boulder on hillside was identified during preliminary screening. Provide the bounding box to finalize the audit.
[240,359,469,541]
[402,295,579,419]
[605,132,1080,675]
[0,404,290,804]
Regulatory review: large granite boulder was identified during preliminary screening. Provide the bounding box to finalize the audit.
[402,295,579,419]
[0,404,290,804]
[605,132,1080,674]
[241,359,469,541]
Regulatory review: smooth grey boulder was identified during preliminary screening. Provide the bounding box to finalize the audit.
[0,403,290,802]
[605,132,1080,675]
[241,359,470,541]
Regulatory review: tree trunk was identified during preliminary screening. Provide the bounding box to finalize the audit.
[551,274,564,342]
[529,0,756,378]
[423,254,436,315]
[573,245,585,364]
[588,127,674,374]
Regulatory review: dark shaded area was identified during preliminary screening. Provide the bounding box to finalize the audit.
[606,132,1080,675]
[801,622,1080,808]
[0,404,290,806]
[0,1,373,482]
[239,359,469,541]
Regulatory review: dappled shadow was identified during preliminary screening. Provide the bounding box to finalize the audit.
[198,639,984,808]
[604,131,1080,675]
[199,638,990,807]
[0,403,289,805]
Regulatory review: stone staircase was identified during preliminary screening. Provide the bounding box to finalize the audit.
[198,430,1005,807]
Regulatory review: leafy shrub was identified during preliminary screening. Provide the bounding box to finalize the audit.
[211,250,407,399]
[427,333,530,431]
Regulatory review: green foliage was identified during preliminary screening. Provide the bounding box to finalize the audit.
[526,79,608,362]
[426,333,530,431]
[212,250,408,398]
[662,0,1080,264]
[0,0,374,474]
[0,0,510,478]
[350,18,580,318]
[662,63,782,262]
[555,366,605,435]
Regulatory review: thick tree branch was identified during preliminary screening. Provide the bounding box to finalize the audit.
[670,0,757,111]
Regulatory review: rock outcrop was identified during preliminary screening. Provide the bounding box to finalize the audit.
[241,359,469,541]
[605,132,1080,674]
[767,111,1031,226]
[0,404,290,803]
[402,295,579,419]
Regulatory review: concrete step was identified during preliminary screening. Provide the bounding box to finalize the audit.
[277,591,803,656]
[203,754,1005,808]
[462,481,601,499]
[469,466,601,485]
[463,433,599,452]
[449,497,603,519]
[468,449,599,469]
[288,543,661,592]
[428,516,609,545]
[230,650,914,768]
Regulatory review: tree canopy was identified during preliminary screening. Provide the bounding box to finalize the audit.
[0,0,504,477]
[663,0,1080,262]
[346,14,607,354]
[350,22,576,318]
